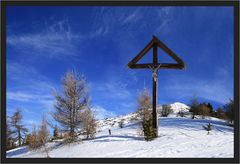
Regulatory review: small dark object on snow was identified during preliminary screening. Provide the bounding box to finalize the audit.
[203,123,213,135]
[177,110,185,117]
[108,129,111,135]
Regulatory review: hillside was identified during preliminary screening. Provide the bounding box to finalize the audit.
[6,102,233,158]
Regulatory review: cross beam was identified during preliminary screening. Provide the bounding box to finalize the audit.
[127,35,185,138]
[128,35,185,69]
[129,63,183,69]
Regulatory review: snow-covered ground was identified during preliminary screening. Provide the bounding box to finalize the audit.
[6,103,234,158]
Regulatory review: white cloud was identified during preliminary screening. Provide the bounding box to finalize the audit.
[7,61,56,91]
[120,9,142,25]
[7,91,54,108]
[7,62,41,81]
[7,19,82,59]
[88,7,174,40]
[7,61,56,112]
[95,80,131,100]
[165,77,233,104]
[7,92,34,102]
[154,7,174,36]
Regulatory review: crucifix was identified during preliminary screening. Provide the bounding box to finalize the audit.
[127,35,185,137]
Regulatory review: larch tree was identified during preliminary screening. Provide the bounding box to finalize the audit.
[10,109,28,146]
[82,107,97,139]
[26,124,40,150]
[52,70,89,142]
[27,115,50,155]
[199,103,210,119]
[38,114,50,157]
[38,114,50,145]
[216,108,227,119]
[137,88,155,141]
[137,87,152,118]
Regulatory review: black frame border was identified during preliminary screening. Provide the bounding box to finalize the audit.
[1,1,239,163]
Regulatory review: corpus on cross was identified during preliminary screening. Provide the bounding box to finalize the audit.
[127,35,185,137]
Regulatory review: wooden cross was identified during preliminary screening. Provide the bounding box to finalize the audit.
[127,35,185,137]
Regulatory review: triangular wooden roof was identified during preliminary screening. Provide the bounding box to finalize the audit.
[127,35,185,69]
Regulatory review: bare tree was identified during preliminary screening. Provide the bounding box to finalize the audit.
[26,115,50,157]
[82,107,97,139]
[38,114,50,145]
[137,88,152,119]
[38,114,50,157]
[10,109,28,146]
[199,104,210,119]
[161,105,173,117]
[52,70,89,142]
[216,108,227,119]
[137,88,155,141]
[26,124,41,150]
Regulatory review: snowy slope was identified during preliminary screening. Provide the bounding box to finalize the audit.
[97,102,190,131]
[6,102,234,158]
[169,102,190,113]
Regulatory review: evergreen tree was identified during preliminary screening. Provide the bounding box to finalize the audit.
[6,118,16,150]
[119,119,124,128]
[203,123,213,135]
[207,103,214,115]
[10,109,28,146]
[189,97,200,119]
[53,125,60,140]
[142,112,155,141]
[224,99,234,124]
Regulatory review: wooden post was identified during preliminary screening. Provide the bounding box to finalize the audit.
[152,43,158,137]
[127,35,185,139]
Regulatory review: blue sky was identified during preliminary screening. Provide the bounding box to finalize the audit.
[6,6,234,128]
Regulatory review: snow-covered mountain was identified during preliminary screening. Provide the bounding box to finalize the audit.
[169,102,190,113]
[97,102,190,131]
[6,102,234,158]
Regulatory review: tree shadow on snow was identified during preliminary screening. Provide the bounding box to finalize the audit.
[6,146,28,157]
[160,117,233,133]
[92,135,144,142]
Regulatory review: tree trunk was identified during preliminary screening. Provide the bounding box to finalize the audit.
[18,129,21,146]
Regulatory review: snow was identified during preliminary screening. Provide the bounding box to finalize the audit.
[6,102,234,158]
[169,102,190,114]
